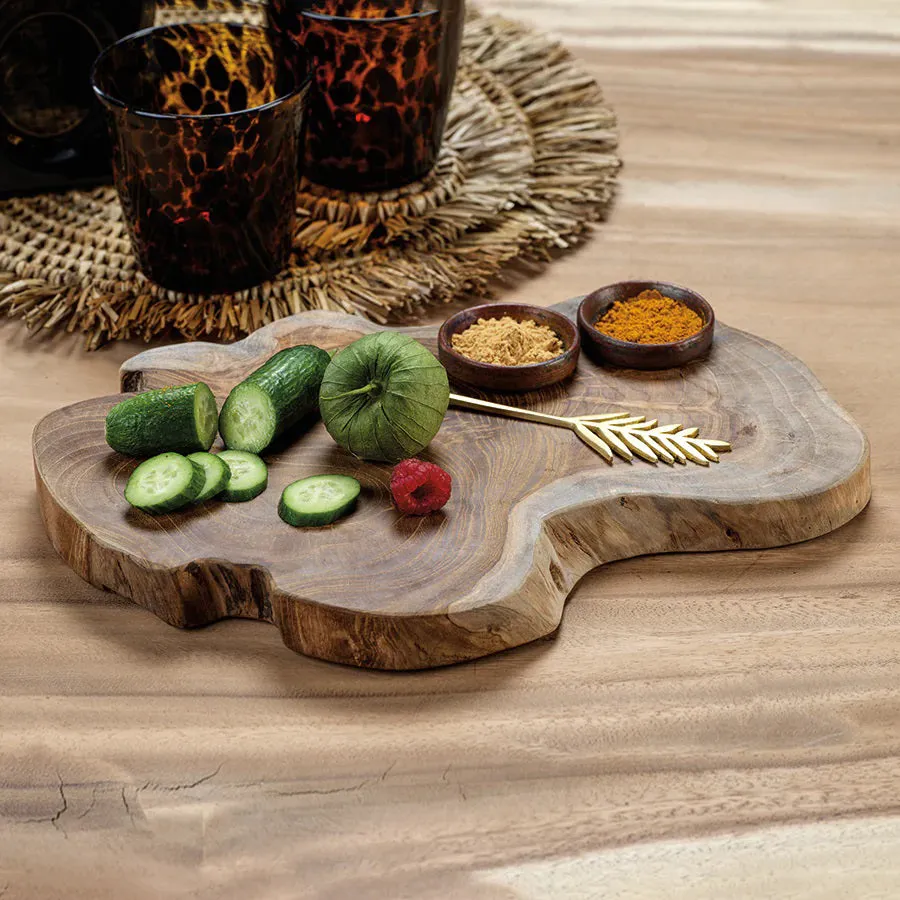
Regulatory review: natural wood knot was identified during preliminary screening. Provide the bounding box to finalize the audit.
[121,372,145,393]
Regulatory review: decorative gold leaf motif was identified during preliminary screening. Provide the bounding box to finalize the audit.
[572,415,731,466]
[449,394,732,467]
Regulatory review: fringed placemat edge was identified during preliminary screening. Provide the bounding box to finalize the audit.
[0,13,620,349]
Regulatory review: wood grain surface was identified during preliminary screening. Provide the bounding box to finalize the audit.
[3,0,900,894]
[34,302,868,669]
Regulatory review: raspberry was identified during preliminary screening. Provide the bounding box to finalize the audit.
[390,459,452,515]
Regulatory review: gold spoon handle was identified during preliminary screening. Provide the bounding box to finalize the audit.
[448,393,573,429]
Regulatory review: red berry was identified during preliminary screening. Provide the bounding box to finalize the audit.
[390,459,452,516]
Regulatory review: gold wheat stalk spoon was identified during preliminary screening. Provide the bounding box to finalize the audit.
[448,393,732,467]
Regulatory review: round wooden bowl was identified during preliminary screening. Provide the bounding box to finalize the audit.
[577,281,715,370]
[438,303,580,392]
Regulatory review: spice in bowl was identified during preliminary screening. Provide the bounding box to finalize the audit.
[451,316,564,366]
[594,289,703,345]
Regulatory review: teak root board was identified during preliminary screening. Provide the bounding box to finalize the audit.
[32,300,871,670]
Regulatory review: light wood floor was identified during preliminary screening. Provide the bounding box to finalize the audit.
[2,1,900,896]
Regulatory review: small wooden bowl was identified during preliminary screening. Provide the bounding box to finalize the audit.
[577,281,715,370]
[438,303,580,392]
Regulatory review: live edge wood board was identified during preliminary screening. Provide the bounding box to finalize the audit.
[32,299,871,670]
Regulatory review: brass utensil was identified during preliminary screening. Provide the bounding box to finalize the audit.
[449,394,731,466]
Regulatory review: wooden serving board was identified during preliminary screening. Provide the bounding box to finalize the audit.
[32,299,870,670]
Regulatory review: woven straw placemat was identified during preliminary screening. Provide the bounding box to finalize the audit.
[0,1,620,348]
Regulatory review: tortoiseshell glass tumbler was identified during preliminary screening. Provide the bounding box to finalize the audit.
[91,24,310,293]
[268,0,465,191]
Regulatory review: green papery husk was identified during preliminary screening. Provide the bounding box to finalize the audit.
[319,332,450,462]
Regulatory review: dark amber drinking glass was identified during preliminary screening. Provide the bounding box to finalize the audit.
[91,23,310,294]
[269,0,464,191]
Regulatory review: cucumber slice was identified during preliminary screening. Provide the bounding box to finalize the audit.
[218,450,268,502]
[278,475,361,527]
[106,383,218,457]
[124,452,205,514]
[187,452,231,503]
[219,346,331,453]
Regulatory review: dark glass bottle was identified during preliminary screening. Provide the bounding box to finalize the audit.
[0,0,155,195]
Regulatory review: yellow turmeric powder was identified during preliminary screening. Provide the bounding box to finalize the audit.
[595,289,703,344]
[452,316,563,366]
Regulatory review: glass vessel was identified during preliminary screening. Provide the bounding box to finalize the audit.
[0,0,154,195]
[91,22,311,294]
[269,0,465,192]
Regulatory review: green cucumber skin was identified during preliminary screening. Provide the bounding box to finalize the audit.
[278,495,357,527]
[221,478,267,503]
[186,452,230,502]
[219,346,331,453]
[106,383,217,457]
[125,455,205,514]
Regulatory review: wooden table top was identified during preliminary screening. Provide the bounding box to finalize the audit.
[2,2,899,896]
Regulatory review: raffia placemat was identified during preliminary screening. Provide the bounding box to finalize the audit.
[0,0,620,348]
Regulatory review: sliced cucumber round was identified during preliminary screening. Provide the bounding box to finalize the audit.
[217,450,268,502]
[187,452,231,503]
[124,452,205,514]
[278,475,361,527]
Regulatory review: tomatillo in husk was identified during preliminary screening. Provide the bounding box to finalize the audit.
[319,332,450,462]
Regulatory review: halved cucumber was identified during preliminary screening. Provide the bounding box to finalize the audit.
[217,450,268,502]
[106,383,218,457]
[124,452,205,514]
[186,452,231,503]
[278,475,361,527]
[219,383,278,455]
[219,346,331,453]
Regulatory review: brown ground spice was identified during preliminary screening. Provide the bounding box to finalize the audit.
[595,289,703,344]
[452,315,564,366]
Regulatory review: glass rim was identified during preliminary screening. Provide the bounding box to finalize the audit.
[90,22,311,124]
[299,7,438,25]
